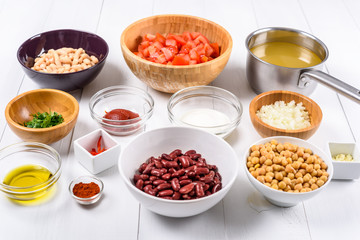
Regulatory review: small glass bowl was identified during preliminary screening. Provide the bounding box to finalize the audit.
[0,142,62,203]
[167,86,243,138]
[69,176,104,205]
[89,85,154,136]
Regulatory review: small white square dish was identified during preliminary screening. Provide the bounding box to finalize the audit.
[328,142,360,180]
[74,129,121,174]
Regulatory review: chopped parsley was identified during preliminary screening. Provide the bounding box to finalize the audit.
[23,111,64,128]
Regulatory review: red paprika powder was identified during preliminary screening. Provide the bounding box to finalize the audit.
[73,182,100,198]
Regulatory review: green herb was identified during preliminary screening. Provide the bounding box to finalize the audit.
[23,111,64,128]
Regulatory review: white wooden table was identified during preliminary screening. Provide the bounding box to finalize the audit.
[0,0,359,239]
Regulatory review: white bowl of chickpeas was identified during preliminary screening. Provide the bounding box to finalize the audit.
[244,136,333,207]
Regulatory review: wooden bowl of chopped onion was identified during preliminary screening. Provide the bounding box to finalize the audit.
[249,90,322,140]
[5,89,79,144]
[120,14,233,93]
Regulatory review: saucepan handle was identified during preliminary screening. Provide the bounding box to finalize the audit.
[299,70,360,104]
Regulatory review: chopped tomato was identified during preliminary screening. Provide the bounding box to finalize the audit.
[156,33,166,45]
[190,32,201,40]
[134,31,220,65]
[165,39,177,47]
[210,43,220,57]
[172,54,190,65]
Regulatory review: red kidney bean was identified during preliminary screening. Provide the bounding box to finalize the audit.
[134,174,141,182]
[165,161,179,169]
[185,150,196,156]
[172,191,181,200]
[195,167,210,175]
[151,169,163,177]
[133,149,222,200]
[170,149,182,158]
[161,153,172,161]
[195,184,205,197]
[161,173,171,180]
[171,178,180,192]
[154,160,163,169]
[189,153,201,160]
[179,179,192,186]
[149,176,158,181]
[135,179,144,190]
[139,163,147,173]
[172,169,185,177]
[212,183,222,194]
[156,183,172,191]
[178,156,190,168]
[153,179,166,185]
[158,189,173,197]
[140,174,149,180]
[179,183,195,194]
[144,180,152,185]
[179,175,188,181]
[143,162,154,174]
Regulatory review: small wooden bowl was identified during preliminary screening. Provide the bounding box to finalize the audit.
[120,14,233,93]
[249,90,322,140]
[5,89,79,144]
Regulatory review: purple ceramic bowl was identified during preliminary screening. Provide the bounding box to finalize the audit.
[17,29,109,91]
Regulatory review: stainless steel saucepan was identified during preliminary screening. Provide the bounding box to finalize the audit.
[245,27,360,104]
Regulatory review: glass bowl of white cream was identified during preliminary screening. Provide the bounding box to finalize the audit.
[167,86,243,138]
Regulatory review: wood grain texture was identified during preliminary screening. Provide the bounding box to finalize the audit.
[5,89,79,144]
[120,14,233,93]
[249,90,322,140]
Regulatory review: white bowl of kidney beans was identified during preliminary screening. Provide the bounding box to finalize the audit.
[244,136,333,207]
[118,126,239,217]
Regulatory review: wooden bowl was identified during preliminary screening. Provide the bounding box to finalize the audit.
[120,14,233,93]
[5,89,79,144]
[249,90,322,140]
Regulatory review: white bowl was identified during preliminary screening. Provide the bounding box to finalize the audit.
[118,127,239,217]
[244,136,333,207]
[328,142,360,180]
[74,129,121,174]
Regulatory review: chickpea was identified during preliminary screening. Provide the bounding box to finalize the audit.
[303,153,310,160]
[303,183,310,188]
[264,159,273,166]
[286,157,293,164]
[292,161,301,170]
[298,169,306,176]
[283,177,291,185]
[317,179,325,187]
[285,164,295,174]
[273,157,281,164]
[278,181,286,189]
[251,171,258,178]
[258,168,266,176]
[306,164,314,173]
[265,166,273,173]
[294,183,303,191]
[284,185,292,192]
[270,139,278,145]
[265,153,274,160]
[309,178,316,185]
[314,158,320,165]
[249,167,255,172]
[303,174,311,183]
[320,162,328,170]
[306,156,315,164]
[260,149,267,156]
[260,156,267,164]
[265,175,273,183]
[276,143,284,152]
[271,179,279,185]
[293,189,300,193]
[266,172,275,178]
[247,161,253,168]
[295,172,303,179]
[275,172,283,181]
[271,184,279,190]
[317,169,323,177]
[292,153,299,161]
[322,171,329,177]
[300,163,308,169]
[264,183,271,187]
[296,178,304,184]
[311,184,318,190]
[305,148,313,154]
[273,164,282,171]
[311,170,318,177]
[281,158,288,167]
[300,189,307,193]
[251,145,260,152]
[320,175,328,182]
[257,176,265,183]
[288,173,295,180]
[287,190,294,193]
[298,157,304,163]
[297,148,304,157]
[251,157,259,164]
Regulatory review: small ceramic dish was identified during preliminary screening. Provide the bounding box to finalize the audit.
[328,142,360,180]
[167,86,243,138]
[74,129,121,174]
[69,175,104,205]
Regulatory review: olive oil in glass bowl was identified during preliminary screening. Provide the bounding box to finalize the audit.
[0,142,61,205]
